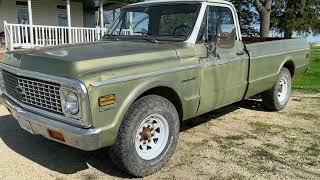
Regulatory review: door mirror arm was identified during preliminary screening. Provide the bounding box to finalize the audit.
[204,42,219,58]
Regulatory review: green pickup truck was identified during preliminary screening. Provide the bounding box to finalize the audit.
[0,0,309,177]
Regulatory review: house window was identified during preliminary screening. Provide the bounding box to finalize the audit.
[57,5,67,26]
[16,1,29,24]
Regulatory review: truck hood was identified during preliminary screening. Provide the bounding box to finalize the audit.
[1,40,191,79]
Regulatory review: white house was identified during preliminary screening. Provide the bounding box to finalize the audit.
[0,0,129,51]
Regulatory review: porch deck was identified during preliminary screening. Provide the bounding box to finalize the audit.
[4,22,108,50]
[4,22,131,51]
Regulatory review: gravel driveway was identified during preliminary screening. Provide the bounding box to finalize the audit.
[0,91,319,180]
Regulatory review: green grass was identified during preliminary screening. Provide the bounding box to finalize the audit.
[293,46,320,92]
[305,143,320,157]
[288,112,320,120]
[249,121,288,135]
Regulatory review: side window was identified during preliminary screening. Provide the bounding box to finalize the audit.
[208,6,236,48]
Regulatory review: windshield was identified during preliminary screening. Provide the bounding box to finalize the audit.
[106,3,201,42]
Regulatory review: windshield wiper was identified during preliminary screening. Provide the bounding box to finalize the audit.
[102,34,119,41]
[134,31,159,44]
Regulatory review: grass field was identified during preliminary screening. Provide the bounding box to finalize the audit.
[293,46,320,92]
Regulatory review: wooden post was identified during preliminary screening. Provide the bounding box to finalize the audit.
[67,0,71,43]
[99,1,104,37]
[28,0,34,47]
[3,21,13,51]
[129,12,133,35]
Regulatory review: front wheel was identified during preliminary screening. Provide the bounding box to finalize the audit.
[109,95,180,177]
[262,67,292,111]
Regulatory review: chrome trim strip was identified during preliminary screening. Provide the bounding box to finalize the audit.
[251,48,309,60]
[91,64,201,87]
[0,63,92,128]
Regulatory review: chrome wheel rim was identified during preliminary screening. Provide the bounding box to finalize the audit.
[277,77,288,104]
[135,114,169,160]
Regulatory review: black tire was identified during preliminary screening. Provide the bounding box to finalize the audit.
[262,67,292,111]
[109,95,180,177]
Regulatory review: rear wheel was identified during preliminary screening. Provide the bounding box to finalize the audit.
[109,95,180,177]
[262,67,292,111]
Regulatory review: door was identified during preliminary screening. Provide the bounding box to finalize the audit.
[197,4,249,115]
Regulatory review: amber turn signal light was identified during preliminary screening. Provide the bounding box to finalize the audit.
[48,129,65,142]
[99,94,116,107]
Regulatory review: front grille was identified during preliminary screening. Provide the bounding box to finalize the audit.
[2,70,63,114]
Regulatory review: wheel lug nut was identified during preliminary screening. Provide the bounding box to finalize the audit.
[143,141,146,144]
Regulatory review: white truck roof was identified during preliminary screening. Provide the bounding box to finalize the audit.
[128,0,233,7]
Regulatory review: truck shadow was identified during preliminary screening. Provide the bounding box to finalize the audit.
[0,114,132,178]
[0,99,266,178]
[181,98,266,131]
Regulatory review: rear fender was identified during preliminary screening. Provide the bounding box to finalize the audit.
[278,57,295,77]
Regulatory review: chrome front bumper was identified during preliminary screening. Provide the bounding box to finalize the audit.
[0,94,104,151]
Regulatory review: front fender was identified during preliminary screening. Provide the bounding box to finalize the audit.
[89,78,185,147]
[113,78,183,131]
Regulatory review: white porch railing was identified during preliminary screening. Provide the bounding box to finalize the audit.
[4,21,110,51]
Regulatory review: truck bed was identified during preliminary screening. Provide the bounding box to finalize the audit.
[244,38,310,98]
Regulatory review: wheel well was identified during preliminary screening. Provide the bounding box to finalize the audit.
[283,61,295,77]
[139,87,183,121]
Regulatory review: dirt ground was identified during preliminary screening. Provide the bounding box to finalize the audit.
[0,91,319,180]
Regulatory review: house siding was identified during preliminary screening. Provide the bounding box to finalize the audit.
[32,0,58,26]
[0,0,17,32]
[70,1,83,27]
[0,0,84,32]
[83,10,96,28]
